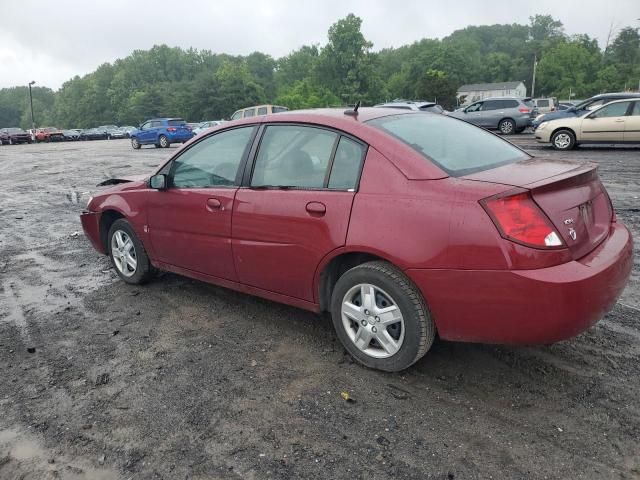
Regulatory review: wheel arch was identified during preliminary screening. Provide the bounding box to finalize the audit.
[315,248,404,313]
[551,126,577,141]
[498,117,516,128]
[99,209,125,253]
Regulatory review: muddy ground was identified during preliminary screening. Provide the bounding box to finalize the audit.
[0,135,638,480]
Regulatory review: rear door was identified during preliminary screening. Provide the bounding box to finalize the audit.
[232,124,366,301]
[146,126,257,280]
[580,101,631,142]
[623,101,640,142]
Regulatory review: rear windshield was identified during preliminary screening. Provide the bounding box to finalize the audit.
[272,107,289,114]
[168,119,186,126]
[367,114,529,176]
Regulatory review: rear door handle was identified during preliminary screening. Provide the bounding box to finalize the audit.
[206,198,223,211]
[306,201,326,216]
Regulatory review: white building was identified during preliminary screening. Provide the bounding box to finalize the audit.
[457,81,527,105]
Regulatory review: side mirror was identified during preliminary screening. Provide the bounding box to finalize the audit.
[149,174,167,190]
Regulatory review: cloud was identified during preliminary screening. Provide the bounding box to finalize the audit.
[0,0,638,89]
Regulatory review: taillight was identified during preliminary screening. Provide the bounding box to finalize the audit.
[518,107,530,113]
[481,191,564,248]
[167,127,177,132]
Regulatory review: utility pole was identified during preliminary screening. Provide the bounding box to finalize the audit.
[531,54,537,98]
[28,81,36,130]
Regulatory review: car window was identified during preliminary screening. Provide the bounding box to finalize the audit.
[466,103,482,112]
[584,99,605,111]
[257,107,268,115]
[231,111,243,120]
[632,102,640,116]
[537,100,549,107]
[328,137,366,190]
[171,126,256,188]
[590,102,631,118]
[272,106,289,114]
[503,100,519,108]
[368,114,529,177]
[243,109,255,118]
[140,122,149,130]
[481,100,500,111]
[251,125,338,188]
[167,119,186,126]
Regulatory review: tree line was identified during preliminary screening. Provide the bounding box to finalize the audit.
[0,14,638,129]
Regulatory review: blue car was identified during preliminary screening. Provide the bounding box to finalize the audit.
[532,92,640,129]
[130,118,194,149]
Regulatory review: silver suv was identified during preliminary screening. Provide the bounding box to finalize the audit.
[374,100,446,114]
[449,97,537,134]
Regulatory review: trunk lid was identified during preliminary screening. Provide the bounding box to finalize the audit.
[464,158,613,259]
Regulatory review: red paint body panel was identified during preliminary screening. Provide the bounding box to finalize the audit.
[408,222,632,343]
[80,109,634,347]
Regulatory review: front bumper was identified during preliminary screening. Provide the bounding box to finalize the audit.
[80,211,105,254]
[407,222,633,344]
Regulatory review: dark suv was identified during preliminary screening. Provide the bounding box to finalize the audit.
[533,92,640,128]
[130,118,194,149]
[1,128,33,144]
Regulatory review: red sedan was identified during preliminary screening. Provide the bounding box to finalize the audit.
[81,108,633,372]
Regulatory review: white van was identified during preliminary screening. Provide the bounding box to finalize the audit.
[531,98,557,114]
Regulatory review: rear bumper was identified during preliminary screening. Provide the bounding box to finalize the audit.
[166,131,193,142]
[80,211,105,254]
[407,222,633,344]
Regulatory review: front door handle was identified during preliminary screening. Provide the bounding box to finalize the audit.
[614,119,625,123]
[206,198,223,211]
[306,201,326,216]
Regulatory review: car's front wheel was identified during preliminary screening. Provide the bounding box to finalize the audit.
[131,137,141,149]
[107,219,153,285]
[158,135,169,148]
[331,261,435,372]
[551,129,576,150]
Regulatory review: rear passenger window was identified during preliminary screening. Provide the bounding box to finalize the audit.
[251,125,337,189]
[537,100,549,107]
[329,137,365,190]
[482,101,500,111]
[171,127,255,188]
[244,109,255,118]
[257,107,268,115]
[503,100,519,108]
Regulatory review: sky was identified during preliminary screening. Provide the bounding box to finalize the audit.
[1,0,639,90]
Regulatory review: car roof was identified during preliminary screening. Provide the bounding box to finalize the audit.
[590,92,640,99]
[476,96,525,101]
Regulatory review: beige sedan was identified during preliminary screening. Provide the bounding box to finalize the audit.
[535,98,640,150]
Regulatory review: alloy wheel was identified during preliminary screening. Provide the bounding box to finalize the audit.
[500,121,514,134]
[341,283,405,358]
[111,230,137,277]
[554,133,571,149]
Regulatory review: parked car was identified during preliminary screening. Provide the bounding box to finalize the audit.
[374,100,447,114]
[81,108,632,372]
[531,97,557,114]
[193,120,224,135]
[0,127,32,144]
[449,97,536,134]
[230,105,288,120]
[535,98,640,150]
[532,92,640,129]
[62,129,82,141]
[130,118,194,149]
[35,127,65,142]
[81,128,107,141]
[121,126,137,138]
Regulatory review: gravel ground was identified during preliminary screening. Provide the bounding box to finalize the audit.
[0,135,638,480]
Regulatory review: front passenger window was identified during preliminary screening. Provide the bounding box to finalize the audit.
[591,102,631,118]
[171,127,255,188]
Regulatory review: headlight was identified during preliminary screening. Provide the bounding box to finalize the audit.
[86,196,93,209]
[535,114,544,121]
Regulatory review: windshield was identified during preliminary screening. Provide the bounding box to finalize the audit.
[367,113,529,176]
[168,119,186,126]
[6,128,25,133]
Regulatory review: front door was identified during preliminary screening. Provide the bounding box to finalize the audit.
[624,101,640,142]
[232,125,367,301]
[462,102,484,126]
[580,101,631,143]
[146,126,257,280]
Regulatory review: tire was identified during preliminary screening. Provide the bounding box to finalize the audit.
[551,129,576,150]
[158,135,169,148]
[107,219,153,285]
[131,137,141,150]
[498,118,516,135]
[330,261,435,372]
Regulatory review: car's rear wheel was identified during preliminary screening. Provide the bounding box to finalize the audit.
[551,130,576,150]
[330,261,435,372]
[131,138,141,149]
[159,135,169,148]
[107,219,153,285]
[498,118,516,135]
